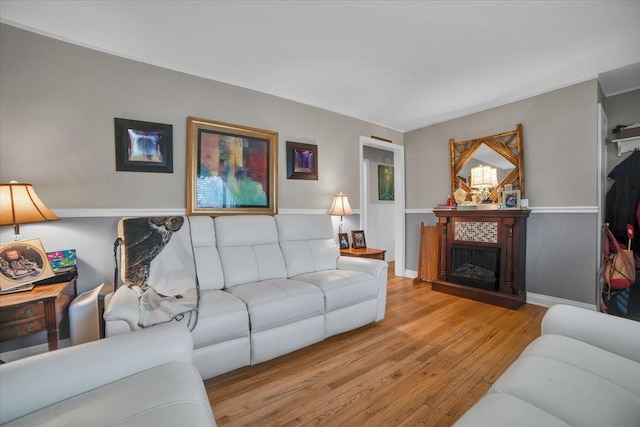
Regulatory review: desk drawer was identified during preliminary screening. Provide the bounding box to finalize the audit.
[0,316,46,340]
[0,302,45,323]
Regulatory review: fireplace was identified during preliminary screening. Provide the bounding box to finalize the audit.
[432,209,529,309]
[450,246,500,291]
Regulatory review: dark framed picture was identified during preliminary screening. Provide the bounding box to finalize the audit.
[114,118,173,173]
[502,190,521,209]
[378,165,394,200]
[351,230,367,249]
[0,238,56,291]
[338,232,350,249]
[187,117,278,215]
[286,141,318,180]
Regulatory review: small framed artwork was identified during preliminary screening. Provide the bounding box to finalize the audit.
[504,184,513,191]
[115,118,173,173]
[351,230,367,249]
[187,117,278,215]
[338,233,350,249]
[0,238,56,291]
[502,190,521,209]
[286,141,318,180]
[378,165,394,200]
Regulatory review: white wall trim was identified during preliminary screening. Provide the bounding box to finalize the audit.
[52,206,598,218]
[51,208,363,218]
[526,292,597,311]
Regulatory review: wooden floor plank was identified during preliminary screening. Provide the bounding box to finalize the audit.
[205,266,547,426]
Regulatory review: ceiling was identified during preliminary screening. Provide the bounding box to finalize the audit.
[1,1,639,132]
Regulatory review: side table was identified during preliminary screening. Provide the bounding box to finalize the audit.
[340,247,386,261]
[0,278,77,351]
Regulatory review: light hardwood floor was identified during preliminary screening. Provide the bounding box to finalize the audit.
[205,264,547,426]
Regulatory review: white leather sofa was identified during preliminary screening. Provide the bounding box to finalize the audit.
[104,214,387,380]
[454,304,640,427]
[0,323,216,427]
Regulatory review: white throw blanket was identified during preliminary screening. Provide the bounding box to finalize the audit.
[105,216,199,331]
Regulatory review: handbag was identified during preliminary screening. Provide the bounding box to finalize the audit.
[603,225,636,291]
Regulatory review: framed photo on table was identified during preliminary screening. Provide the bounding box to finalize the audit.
[338,233,350,249]
[502,190,521,209]
[0,238,56,291]
[187,117,278,215]
[351,230,367,249]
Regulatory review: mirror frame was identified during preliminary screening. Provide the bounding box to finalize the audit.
[450,124,524,202]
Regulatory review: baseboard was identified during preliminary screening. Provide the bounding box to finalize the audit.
[0,339,71,363]
[404,269,418,279]
[526,292,597,310]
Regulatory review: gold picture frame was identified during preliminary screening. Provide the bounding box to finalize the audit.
[0,238,55,291]
[187,117,278,216]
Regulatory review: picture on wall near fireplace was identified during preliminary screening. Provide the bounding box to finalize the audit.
[286,141,318,180]
[114,118,173,173]
[503,190,521,209]
[187,117,278,215]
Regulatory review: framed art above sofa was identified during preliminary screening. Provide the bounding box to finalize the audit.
[186,117,278,215]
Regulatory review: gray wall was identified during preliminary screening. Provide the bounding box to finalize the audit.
[0,24,403,212]
[404,80,601,305]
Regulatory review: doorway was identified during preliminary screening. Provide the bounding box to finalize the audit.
[359,136,405,277]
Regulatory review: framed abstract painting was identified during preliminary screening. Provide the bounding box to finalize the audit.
[114,118,173,173]
[286,141,318,180]
[187,117,278,215]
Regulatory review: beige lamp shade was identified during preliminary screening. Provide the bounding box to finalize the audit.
[470,165,498,189]
[329,193,354,217]
[0,182,59,233]
[329,192,353,234]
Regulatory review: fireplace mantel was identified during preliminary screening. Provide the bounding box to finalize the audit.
[432,209,530,309]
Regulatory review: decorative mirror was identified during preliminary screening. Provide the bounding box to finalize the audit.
[450,124,524,204]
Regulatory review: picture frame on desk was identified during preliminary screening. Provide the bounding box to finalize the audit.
[0,238,56,291]
[338,233,350,249]
[351,230,367,249]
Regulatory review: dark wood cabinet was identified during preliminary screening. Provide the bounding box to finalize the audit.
[432,209,530,309]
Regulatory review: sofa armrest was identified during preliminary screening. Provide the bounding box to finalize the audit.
[0,323,193,424]
[337,256,388,321]
[541,304,640,363]
[103,284,143,333]
[337,256,387,277]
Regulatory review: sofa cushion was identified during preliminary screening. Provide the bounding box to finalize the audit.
[490,334,640,427]
[225,279,324,332]
[292,270,378,312]
[190,216,225,291]
[3,361,214,427]
[191,289,249,349]
[215,216,288,287]
[454,392,571,427]
[275,214,339,277]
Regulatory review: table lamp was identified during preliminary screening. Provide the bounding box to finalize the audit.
[0,181,59,241]
[470,165,498,203]
[329,192,354,233]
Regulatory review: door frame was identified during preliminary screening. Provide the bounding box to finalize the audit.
[359,136,405,276]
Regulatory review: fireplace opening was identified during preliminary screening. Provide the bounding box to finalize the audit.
[450,246,500,291]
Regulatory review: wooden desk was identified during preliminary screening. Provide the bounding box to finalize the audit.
[0,279,77,351]
[340,247,386,261]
